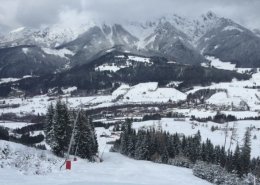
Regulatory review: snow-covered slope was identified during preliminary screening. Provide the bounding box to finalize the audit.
[132,118,260,158]
[2,117,259,185]
[0,140,61,175]
[0,23,95,48]
[0,127,212,185]
[187,70,260,111]
[115,82,187,103]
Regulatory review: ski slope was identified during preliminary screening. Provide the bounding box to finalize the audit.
[0,152,212,185]
[0,127,212,185]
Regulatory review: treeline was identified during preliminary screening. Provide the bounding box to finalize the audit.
[0,113,45,124]
[191,113,260,123]
[44,100,98,160]
[142,114,161,121]
[112,120,260,181]
[187,89,227,104]
[0,125,44,146]
[13,123,44,134]
[0,118,45,147]
[0,126,9,141]
[191,113,237,123]
[9,133,45,146]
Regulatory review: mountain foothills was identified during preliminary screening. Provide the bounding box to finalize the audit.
[0,51,250,97]
[0,12,260,80]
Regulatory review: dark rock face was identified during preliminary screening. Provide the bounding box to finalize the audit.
[0,45,66,78]
[198,19,260,67]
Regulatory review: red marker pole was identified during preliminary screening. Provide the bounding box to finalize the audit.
[66,160,71,170]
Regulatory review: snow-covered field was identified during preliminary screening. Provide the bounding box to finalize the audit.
[0,75,35,85]
[0,95,113,116]
[203,56,256,74]
[0,127,212,185]
[0,82,186,116]
[95,55,152,72]
[2,70,260,120]
[120,82,186,103]
[132,118,260,158]
[0,121,35,129]
[205,56,236,71]
[187,71,260,111]
[171,108,260,119]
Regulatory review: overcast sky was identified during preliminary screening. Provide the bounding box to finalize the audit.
[0,0,259,32]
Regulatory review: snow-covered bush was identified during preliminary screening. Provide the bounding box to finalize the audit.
[0,141,62,175]
[193,161,259,185]
[168,156,193,169]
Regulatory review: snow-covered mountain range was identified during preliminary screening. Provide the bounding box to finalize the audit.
[0,11,260,78]
[0,12,229,49]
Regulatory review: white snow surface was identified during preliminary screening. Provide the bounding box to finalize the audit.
[1,95,113,116]
[112,84,130,97]
[0,78,20,84]
[61,86,77,94]
[95,63,124,72]
[186,71,260,111]
[0,140,62,176]
[10,27,25,34]
[42,48,74,59]
[95,55,152,72]
[22,48,29,54]
[205,56,236,70]
[0,127,212,185]
[128,56,151,63]
[223,26,244,32]
[2,118,260,184]
[122,82,186,103]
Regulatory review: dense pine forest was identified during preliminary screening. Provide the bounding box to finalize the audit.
[112,120,260,184]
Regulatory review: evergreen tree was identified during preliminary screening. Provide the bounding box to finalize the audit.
[89,118,99,157]
[127,129,136,157]
[190,131,201,162]
[161,147,169,163]
[120,119,132,155]
[45,103,55,146]
[173,133,181,156]
[240,128,251,176]
[52,100,72,157]
[205,139,214,163]
[232,144,241,174]
[166,135,176,158]
[139,133,150,160]
[74,110,98,160]
[219,146,226,167]
[213,145,221,165]
[134,131,143,159]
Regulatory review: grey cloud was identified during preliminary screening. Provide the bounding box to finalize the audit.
[0,0,259,30]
